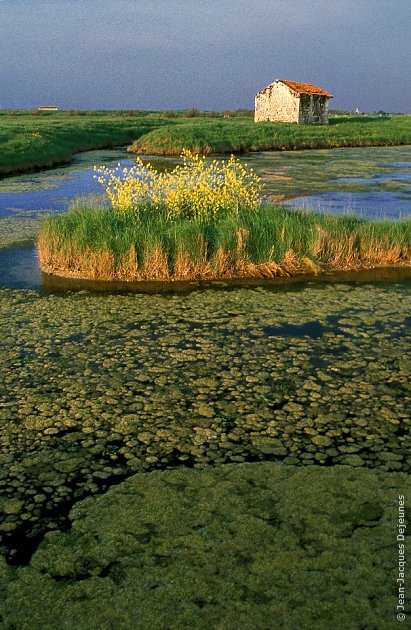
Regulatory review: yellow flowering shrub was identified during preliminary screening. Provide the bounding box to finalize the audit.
[94,150,261,221]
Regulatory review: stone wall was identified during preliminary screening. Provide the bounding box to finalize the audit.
[299,94,329,124]
[254,81,299,123]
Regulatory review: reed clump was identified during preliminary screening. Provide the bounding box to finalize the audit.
[38,207,411,281]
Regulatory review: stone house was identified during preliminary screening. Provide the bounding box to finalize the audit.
[255,80,333,124]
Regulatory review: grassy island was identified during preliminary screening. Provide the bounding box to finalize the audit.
[128,115,411,155]
[38,151,410,281]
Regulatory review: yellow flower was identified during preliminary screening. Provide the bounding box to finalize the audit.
[93,150,262,221]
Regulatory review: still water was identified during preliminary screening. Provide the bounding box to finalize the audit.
[0,149,135,219]
[252,145,411,219]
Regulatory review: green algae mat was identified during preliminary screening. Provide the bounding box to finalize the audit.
[0,279,410,628]
[0,462,409,629]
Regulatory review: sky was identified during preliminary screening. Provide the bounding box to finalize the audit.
[0,0,410,112]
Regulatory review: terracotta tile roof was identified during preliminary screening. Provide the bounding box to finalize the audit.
[279,80,333,98]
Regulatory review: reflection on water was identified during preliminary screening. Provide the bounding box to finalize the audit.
[0,247,41,289]
[283,190,411,219]
[1,246,411,293]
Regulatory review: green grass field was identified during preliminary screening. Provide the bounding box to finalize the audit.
[0,110,173,176]
[1,110,410,177]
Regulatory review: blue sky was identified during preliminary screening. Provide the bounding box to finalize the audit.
[1,0,410,111]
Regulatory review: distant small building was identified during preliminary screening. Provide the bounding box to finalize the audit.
[37,106,59,111]
[255,80,333,124]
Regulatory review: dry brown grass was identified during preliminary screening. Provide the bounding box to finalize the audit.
[313,228,359,269]
[360,238,409,265]
[37,219,410,282]
[38,244,327,282]
[173,236,210,279]
[313,232,409,269]
[39,243,116,280]
[140,245,170,280]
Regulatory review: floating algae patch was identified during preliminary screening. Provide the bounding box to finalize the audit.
[0,216,39,250]
[0,462,409,630]
[0,282,409,565]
